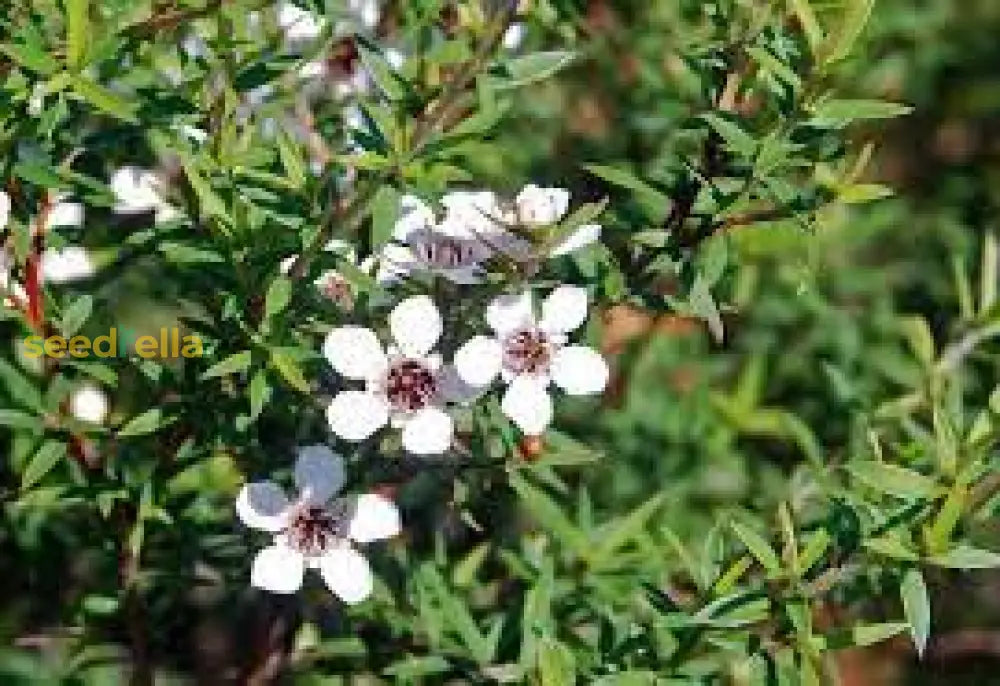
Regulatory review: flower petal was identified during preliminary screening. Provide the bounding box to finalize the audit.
[376,243,417,285]
[502,376,553,436]
[393,195,435,242]
[516,185,570,226]
[348,494,401,543]
[401,407,453,455]
[236,481,290,532]
[550,223,601,257]
[41,247,95,283]
[540,285,589,335]
[390,295,442,357]
[294,445,345,503]
[318,546,373,604]
[0,191,9,229]
[454,335,503,387]
[437,364,489,405]
[327,391,389,441]
[550,346,609,396]
[251,544,305,594]
[323,326,387,380]
[487,291,535,336]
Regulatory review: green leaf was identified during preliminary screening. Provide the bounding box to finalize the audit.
[846,462,939,499]
[746,46,802,89]
[118,408,169,437]
[0,359,45,414]
[864,535,920,562]
[900,316,935,367]
[689,277,724,343]
[492,51,575,90]
[786,0,824,59]
[808,99,913,128]
[180,158,228,221]
[509,471,588,557]
[900,568,930,657]
[371,186,401,249]
[269,349,310,393]
[824,0,876,64]
[589,494,665,564]
[65,0,90,70]
[70,76,139,123]
[928,545,1000,569]
[276,130,307,190]
[357,44,405,100]
[264,276,293,320]
[201,350,252,380]
[730,521,782,575]
[159,242,224,264]
[21,440,67,490]
[702,113,757,157]
[248,370,270,420]
[537,638,575,686]
[0,410,42,430]
[584,164,669,220]
[60,295,93,337]
[852,622,909,647]
[1,42,59,74]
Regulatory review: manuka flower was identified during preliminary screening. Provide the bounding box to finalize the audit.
[376,194,496,285]
[324,295,455,454]
[236,445,400,601]
[454,286,609,435]
[500,184,602,260]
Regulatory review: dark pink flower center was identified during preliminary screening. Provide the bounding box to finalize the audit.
[503,329,552,375]
[385,359,437,412]
[286,503,347,556]
[412,232,480,270]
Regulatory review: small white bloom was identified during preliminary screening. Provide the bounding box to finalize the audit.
[324,295,455,454]
[348,0,380,29]
[280,240,366,307]
[41,247,95,283]
[110,167,180,224]
[516,185,570,226]
[69,384,109,424]
[377,195,497,285]
[502,23,526,50]
[502,185,602,260]
[454,286,609,436]
[47,199,84,228]
[236,445,400,600]
[0,190,10,229]
[279,2,326,43]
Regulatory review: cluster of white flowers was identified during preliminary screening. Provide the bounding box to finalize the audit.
[322,185,608,449]
[240,184,610,599]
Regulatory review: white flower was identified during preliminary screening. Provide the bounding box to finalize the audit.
[47,200,84,228]
[515,185,570,226]
[0,190,10,229]
[279,2,325,43]
[503,23,526,50]
[348,0,380,29]
[377,194,499,285]
[236,445,400,600]
[454,286,609,436]
[324,295,455,454]
[69,384,109,424]
[507,184,602,259]
[41,247,95,283]
[110,167,180,224]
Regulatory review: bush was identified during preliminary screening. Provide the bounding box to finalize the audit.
[1,0,999,684]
